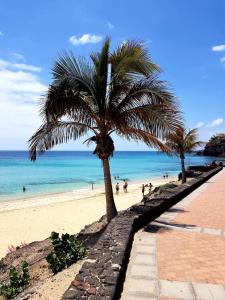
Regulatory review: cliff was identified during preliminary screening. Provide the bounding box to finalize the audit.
[204,133,225,156]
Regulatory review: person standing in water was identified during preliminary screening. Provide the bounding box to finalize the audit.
[22,186,26,192]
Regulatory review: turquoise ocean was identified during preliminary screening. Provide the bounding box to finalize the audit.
[0,151,219,201]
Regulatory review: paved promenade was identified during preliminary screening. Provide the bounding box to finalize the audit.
[121,168,225,300]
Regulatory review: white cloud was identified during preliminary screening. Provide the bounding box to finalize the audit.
[13,63,42,72]
[11,52,25,61]
[207,118,223,127]
[220,57,225,66]
[107,22,114,30]
[69,34,102,46]
[0,69,46,94]
[0,59,41,72]
[0,57,47,149]
[212,44,225,52]
[196,121,204,128]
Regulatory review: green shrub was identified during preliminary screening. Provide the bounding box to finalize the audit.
[46,232,86,274]
[161,183,178,189]
[0,261,29,299]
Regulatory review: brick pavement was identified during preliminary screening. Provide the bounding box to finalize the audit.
[121,168,225,300]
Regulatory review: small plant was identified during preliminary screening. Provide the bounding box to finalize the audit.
[162,183,178,189]
[0,261,29,299]
[46,232,86,274]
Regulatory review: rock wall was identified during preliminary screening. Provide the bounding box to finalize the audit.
[61,166,222,300]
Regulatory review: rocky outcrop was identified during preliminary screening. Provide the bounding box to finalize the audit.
[204,134,225,157]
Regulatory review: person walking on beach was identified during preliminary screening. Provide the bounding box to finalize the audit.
[142,184,145,196]
[149,182,153,193]
[115,182,119,194]
[123,180,128,192]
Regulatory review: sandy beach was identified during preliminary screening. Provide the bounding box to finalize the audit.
[0,177,176,259]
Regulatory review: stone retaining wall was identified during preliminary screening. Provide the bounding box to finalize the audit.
[61,166,222,300]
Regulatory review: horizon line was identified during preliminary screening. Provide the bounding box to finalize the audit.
[0,149,159,152]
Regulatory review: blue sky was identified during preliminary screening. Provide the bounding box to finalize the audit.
[0,0,224,150]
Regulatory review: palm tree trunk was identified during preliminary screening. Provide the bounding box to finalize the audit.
[180,156,186,184]
[102,158,117,221]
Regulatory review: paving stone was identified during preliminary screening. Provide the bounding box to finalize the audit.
[185,226,202,233]
[122,294,156,300]
[127,278,157,295]
[202,228,223,236]
[135,245,155,254]
[134,254,153,264]
[166,213,177,219]
[136,238,155,245]
[137,231,155,238]
[193,282,225,300]
[157,217,171,222]
[130,264,156,278]
[159,280,194,299]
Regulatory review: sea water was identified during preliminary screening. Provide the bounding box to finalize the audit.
[0,151,218,201]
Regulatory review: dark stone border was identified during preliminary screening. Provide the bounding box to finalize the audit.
[61,166,222,300]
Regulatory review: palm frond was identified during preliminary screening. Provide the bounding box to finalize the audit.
[116,126,171,153]
[29,121,88,161]
[51,52,97,110]
[90,38,110,115]
[40,81,98,129]
[110,40,160,78]
[108,77,182,138]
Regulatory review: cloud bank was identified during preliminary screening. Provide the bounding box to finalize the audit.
[0,59,42,72]
[0,56,47,148]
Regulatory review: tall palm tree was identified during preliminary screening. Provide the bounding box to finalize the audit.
[165,127,203,183]
[28,38,181,222]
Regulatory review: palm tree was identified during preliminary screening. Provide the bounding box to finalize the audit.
[28,38,181,222]
[165,127,203,184]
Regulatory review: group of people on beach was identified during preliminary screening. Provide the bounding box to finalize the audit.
[115,179,128,193]
[115,179,153,196]
[142,182,153,196]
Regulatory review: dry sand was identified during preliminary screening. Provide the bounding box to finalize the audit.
[0,177,176,259]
